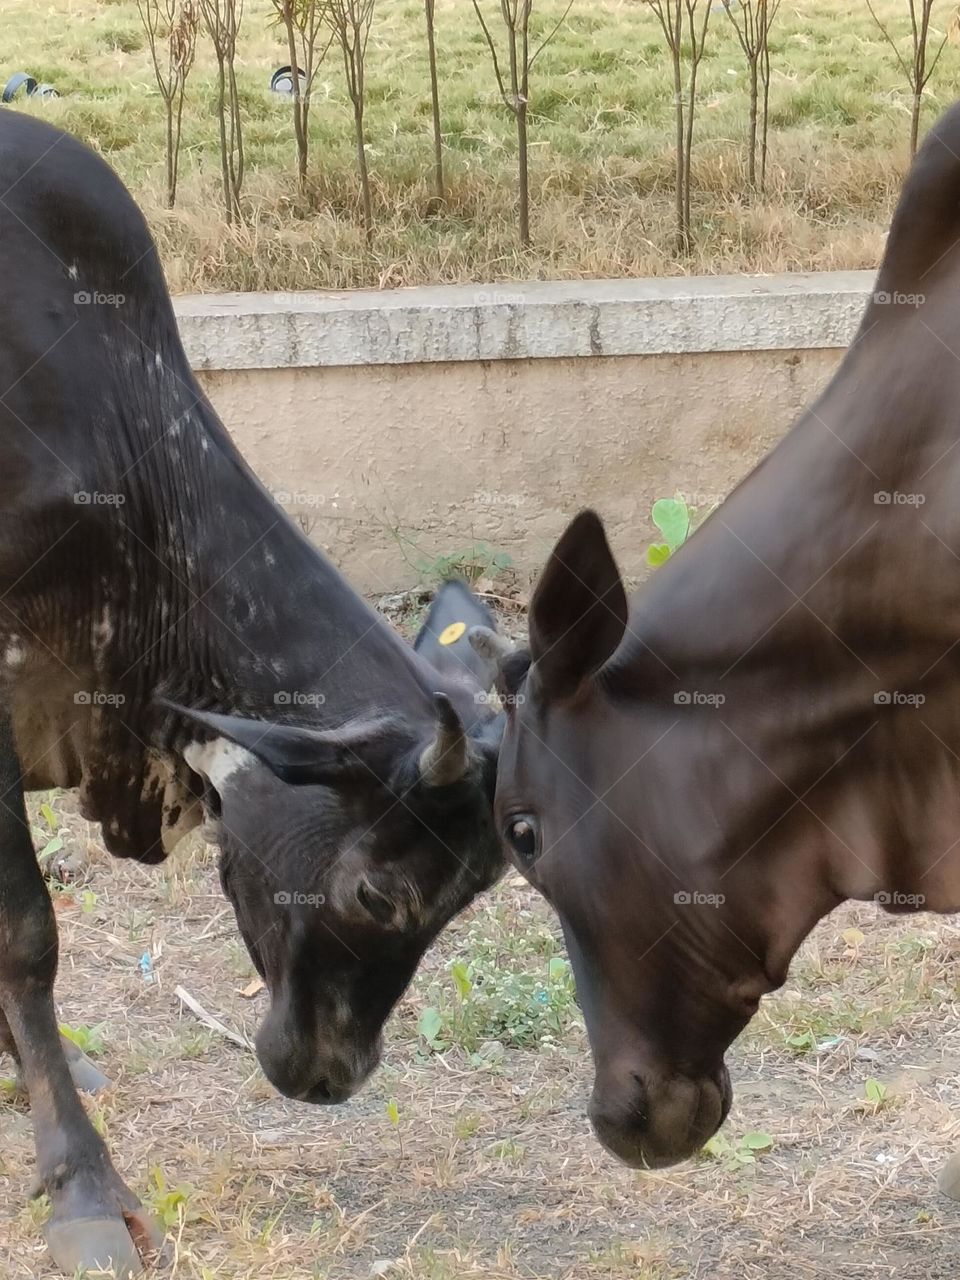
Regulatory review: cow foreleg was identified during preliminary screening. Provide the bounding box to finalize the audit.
[0,720,162,1277]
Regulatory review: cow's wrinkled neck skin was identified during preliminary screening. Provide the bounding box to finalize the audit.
[604,230,960,951]
[98,387,444,729]
[9,386,442,730]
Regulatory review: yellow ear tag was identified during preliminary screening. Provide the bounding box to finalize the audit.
[438,621,467,646]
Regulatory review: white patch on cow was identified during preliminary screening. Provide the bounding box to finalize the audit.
[92,608,114,655]
[183,737,256,791]
[3,637,25,671]
[155,352,164,372]
[68,263,78,281]
[200,437,209,453]
[139,753,205,853]
[170,418,182,438]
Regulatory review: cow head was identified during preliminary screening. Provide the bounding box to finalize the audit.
[483,512,823,1169]
[165,582,505,1105]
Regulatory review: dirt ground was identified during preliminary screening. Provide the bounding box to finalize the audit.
[4,599,960,1278]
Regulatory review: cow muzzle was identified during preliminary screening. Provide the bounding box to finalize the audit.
[588,1058,732,1169]
[254,1010,382,1106]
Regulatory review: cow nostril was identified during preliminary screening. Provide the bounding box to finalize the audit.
[629,1073,649,1128]
[300,1076,358,1105]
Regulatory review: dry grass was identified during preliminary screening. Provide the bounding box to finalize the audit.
[5,596,960,1276]
[3,0,955,291]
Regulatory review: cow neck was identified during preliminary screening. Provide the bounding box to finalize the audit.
[613,327,960,915]
[116,402,440,731]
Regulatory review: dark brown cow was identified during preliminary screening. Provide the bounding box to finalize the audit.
[478,101,960,1171]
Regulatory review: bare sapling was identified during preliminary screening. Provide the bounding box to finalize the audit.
[470,0,573,245]
[137,0,200,208]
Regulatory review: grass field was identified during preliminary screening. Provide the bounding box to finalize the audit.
[4,706,960,1278]
[3,0,958,291]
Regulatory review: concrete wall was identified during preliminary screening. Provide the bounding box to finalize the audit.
[183,273,875,592]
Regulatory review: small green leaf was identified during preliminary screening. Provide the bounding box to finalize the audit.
[865,1077,887,1105]
[39,836,64,860]
[418,1006,444,1047]
[386,1098,400,1127]
[646,542,672,568]
[450,961,472,1001]
[40,803,57,831]
[547,956,568,982]
[740,1131,774,1152]
[651,498,690,553]
[786,1030,815,1052]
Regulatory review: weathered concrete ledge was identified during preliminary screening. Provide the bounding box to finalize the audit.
[190,270,872,591]
[175,271,874,371]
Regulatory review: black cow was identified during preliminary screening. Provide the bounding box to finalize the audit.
[0,111,504,1274]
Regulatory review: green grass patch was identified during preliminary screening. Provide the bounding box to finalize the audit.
[1,0,951,288]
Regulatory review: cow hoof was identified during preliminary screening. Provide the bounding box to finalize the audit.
[59,1031,113,1093]
[45,1208,165,1277]
[938,1152,960,1200]
[68,1051,113,1095]
[13,1052,110,1099]
[70,1053,113,1093]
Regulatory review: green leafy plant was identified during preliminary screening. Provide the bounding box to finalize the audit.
[417,931,578,1056]
[33,797,65,867]
[418,542,513,586]
[864,1077,889,1108]
[646,496,691,566]
[702,1129,774,1167]
[145,1166,197,1229]
[0,1075,20,1100]
[59,1023,106,1057]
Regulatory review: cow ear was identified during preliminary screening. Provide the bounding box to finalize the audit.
[162,701,400,788]
[413,579,500,692]
[529,510,628,700]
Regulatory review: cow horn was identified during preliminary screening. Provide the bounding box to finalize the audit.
[419,692,470,786]
[468,625,514,666]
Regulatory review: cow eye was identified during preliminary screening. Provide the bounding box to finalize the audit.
[505,815,539,865]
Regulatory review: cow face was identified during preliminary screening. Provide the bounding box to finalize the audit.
[485,512,795,1168]
[167,585,505,1105]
